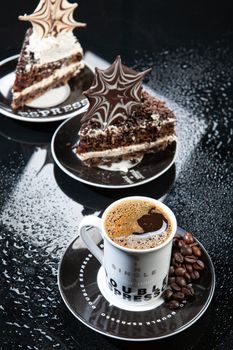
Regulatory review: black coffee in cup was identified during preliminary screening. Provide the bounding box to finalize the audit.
[104,199,173,249]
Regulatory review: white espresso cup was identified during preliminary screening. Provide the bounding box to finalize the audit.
[78,196,177,311]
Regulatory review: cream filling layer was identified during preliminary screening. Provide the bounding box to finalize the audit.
[13,61,84,98]
[77,135,176,161]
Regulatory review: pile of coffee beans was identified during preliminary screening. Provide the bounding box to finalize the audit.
[163,232,205,310]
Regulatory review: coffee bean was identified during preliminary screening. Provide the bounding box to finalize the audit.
[189,242,198,247]
[173,292,185,302]
[162,289,173,300]
[182,286,194,297]
[186,284,195,295]
[173,237,180,248]
[190,270,200,280]
[184,272,191,282]
[169,277,176,284]
[180,245,193,256]
[192,246,202,257]
[184,255,197,264]
[171,257,177,266]
[183,232,194,244]
[168,300,180,310]
[175,267,186,276]
[171,282,181,291]
[169,266,175,276]
[174,252,184,263]
[176,276,186,287]
[185,264,193,273]
[172,247,179,254]
[178,240,186,248]
[193,260,205,270]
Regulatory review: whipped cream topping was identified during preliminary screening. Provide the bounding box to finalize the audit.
[27,30,83,64]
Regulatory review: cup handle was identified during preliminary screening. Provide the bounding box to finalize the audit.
[79,216,104,265]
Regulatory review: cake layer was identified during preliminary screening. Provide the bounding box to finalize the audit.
[76,135,176,161]
[77,91,176,155]
[11,61,84,110]
[13,54,83,93]
[77,121,175,154]
[78,138,176,167]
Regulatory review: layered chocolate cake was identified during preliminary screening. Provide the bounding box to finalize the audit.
[74,56,176,167]
[11,0,86,110]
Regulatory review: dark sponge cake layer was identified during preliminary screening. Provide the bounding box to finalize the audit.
[76,91,176,155]
[11,68,80,110]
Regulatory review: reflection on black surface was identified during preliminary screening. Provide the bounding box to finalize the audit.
[0,114,61,145]
[54,163,176,211]
[0,115,59,170]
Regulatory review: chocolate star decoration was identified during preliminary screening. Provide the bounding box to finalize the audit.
[19,0,86,39]
[81,56,151,129]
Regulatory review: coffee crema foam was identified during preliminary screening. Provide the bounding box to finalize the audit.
[104,200,173,250]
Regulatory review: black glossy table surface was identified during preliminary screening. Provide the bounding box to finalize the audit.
[0,1,233,349]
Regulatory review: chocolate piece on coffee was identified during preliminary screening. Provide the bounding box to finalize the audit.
[137,210,168,233]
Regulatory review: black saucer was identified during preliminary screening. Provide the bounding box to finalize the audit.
[58,227,215,341]
[51,114,177,189]
[0,55,94,122]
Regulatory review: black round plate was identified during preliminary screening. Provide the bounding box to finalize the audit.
[0,55,94,122]
[58,226,215,341]
[51,114,177,188]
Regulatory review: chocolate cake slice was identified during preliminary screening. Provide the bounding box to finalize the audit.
[11,0,86,110]
[74,56,176,167]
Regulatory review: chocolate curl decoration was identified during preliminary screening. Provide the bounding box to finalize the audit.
[81,56,151,129]
[19,0,86,39]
